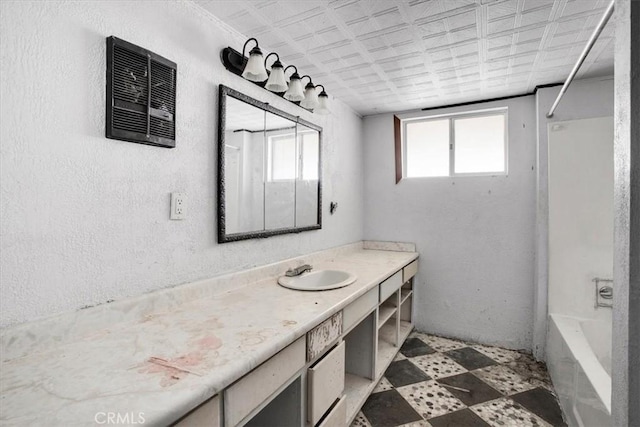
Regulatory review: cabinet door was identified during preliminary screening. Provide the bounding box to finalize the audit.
[307,341,345,425]
[317,395,346,427]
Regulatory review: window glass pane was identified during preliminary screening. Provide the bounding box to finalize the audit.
[268,134,296,180]
[300,131,319,180]
[454,114,505,173]
[405,119,450,177]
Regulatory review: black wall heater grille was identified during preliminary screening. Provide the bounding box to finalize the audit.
[106,36,177,148]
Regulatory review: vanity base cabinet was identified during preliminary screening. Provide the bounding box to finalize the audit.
[244,377,303,427]
[224,337,305,427]
[218,259,418,427]
[345,311,376,381]
[398,264,416,348]
[344,260,418,425]
[400,281,413,322]
[376,277,414,379]
[344,310,377,419]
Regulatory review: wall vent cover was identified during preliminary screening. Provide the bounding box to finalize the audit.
[106,36,177,148]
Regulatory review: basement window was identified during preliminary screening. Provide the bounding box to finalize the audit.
[268,133,297,181]
[267,130,319,181]
[396,109,508,180]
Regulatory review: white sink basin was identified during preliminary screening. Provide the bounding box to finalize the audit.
[278,270,357,291]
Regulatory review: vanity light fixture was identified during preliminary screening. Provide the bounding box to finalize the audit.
[264,53,287,93]
[314,85,330,115]
[300,76,319,110]
[240,38,268,82]
[283,65,305,102]
[220,38,329,114]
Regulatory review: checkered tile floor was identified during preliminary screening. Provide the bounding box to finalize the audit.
[351,332,566,427]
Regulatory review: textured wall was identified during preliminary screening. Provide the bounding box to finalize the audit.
[533,77,614,359]
[363,97,537,351]
[0,0,364,328]
[547,117,613,321]
[612,0,640,424]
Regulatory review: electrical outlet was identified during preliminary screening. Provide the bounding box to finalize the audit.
[170,192,186,220]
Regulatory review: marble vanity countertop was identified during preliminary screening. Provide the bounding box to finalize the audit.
[0,244,417,426]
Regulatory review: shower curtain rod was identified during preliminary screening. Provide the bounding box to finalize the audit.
[546,0,615,118]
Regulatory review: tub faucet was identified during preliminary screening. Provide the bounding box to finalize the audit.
[285,264,312,277]
[593,277,613,308]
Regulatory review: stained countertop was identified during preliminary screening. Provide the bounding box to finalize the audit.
[0,244,418,426]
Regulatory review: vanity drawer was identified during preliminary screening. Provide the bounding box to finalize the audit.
[224,337,305,426]
[317,395,347,427]
[403,260,418,283]
[307,341,345,426]
[343,287,378,332]
[379,271,403,302]
[175,395,220,427]
[307,311,343,361]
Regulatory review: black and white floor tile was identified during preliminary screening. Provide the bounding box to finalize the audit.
[352,332,566,427]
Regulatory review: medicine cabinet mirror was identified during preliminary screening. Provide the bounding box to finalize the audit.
[218,85,322,243]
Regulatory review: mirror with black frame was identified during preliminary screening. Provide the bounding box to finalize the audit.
[217,85,322,243]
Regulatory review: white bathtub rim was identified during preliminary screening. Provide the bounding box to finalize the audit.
[549,313,612,414]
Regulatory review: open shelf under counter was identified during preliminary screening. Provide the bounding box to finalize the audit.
[376,320,414,378]
[400,279,413,303]
[377,303,397,329]
[344,309,376,424]
[378,313,397,344]
[399,294,412,322]
[345,373,375,424]
[376,322,398,378]
[400,289,413,304]
[375,338,397,379]
[399,278,413,322]
[399,320,412,342]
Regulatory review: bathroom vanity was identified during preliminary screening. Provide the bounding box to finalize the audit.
[183,258,419,427]
[0,242,418,426]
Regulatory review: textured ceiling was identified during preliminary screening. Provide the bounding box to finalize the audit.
[196,0,615,116]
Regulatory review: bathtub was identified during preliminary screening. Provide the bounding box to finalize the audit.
[547,314,611,427]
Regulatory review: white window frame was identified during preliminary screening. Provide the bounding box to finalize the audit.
[267,132,297,182]
[401,107,509,178]
[266,129,319,182]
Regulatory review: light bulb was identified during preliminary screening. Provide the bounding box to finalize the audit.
[265,60,287,92]
[315,93,330,115]
[284,75,305,101]
[242,46,268,82]
[300,83,319,109]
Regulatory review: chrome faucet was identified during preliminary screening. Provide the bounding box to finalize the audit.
[285,264,313,277]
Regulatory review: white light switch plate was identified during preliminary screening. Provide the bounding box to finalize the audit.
[170,192,186,220]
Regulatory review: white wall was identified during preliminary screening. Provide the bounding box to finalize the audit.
[533,76,614,359]
[548,117,614,321]
[0,0,364,328]
[363,96,537,350]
